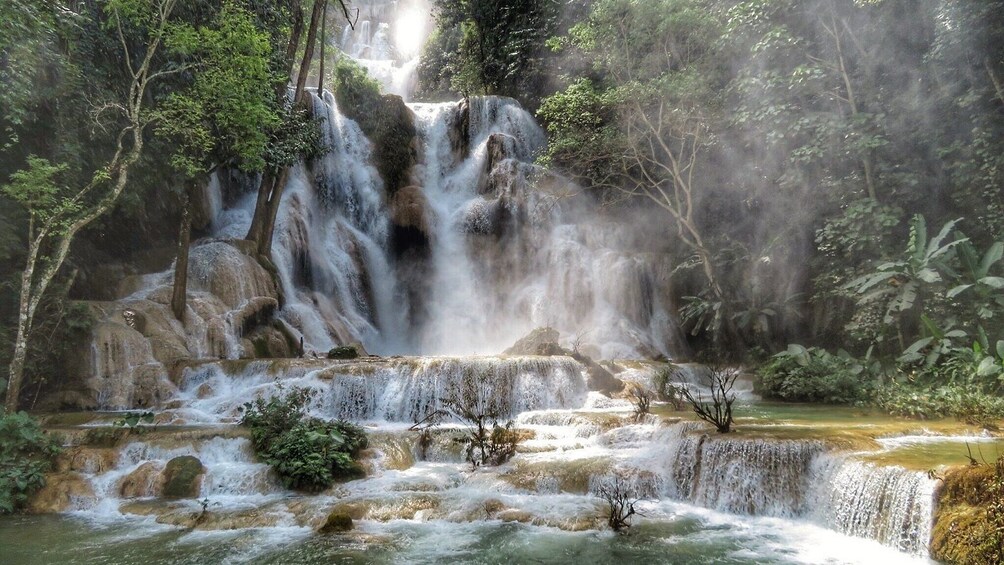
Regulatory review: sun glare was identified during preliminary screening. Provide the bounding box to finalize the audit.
[393,8,427,58]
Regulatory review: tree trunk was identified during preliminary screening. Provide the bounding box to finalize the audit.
[294,0,326,106]
[318,0,327,95]
[257,168,291,257]
[247,0,323,257]
[245,168,276,247]
[5,259,35,413]
[171,182,194,321]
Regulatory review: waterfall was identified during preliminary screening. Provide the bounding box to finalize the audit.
[632,424,935,557]
[811,456,935,555]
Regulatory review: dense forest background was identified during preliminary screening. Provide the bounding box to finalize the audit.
[2,0,1004,419]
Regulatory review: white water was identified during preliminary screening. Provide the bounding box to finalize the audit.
[54,358,937,562]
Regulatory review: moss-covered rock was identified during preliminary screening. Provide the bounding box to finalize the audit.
[503,327,564,356]
[327,345,360,360]
[931,459,1004,564]
[332,60,417,198]
[162,456,205,499]
[318,511,354,533]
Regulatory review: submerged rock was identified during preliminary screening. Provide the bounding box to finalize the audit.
[162,455,205,499]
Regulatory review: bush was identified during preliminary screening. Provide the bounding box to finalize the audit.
[441,372,522,467]
[240,385,367,492]
[755,346,873,404]
[0,412,61,513]
[874,382,1004,429]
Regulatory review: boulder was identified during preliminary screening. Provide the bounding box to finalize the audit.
[119,461,164,498]
[389,185,433,257]
[503,327,566,356]
[27,472,94,513]
[318,511,354,533]
[162,455,205,499]
[327,345,360,360]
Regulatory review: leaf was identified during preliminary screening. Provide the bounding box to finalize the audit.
[924,218,962,260]
[979,242,1004,275]
[947,284,973,298]
[997,340,1004,360]
[916,268,941,283]
[977,356,1000,377]
[978,276,1004,289]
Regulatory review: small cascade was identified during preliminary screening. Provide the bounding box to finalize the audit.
[811,456,935,556]
[171,356,589,424]
[320,356,589,422]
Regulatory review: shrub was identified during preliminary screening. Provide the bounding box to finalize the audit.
[0,411,61,513]
[681,365,739,433]
[756,345,873,404]
[240,385,367,492]
[874,382,1004,429]
[595,472,642,533]
[652,368,685,410]
[441,372,522,467]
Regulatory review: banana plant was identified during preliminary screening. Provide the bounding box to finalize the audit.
[945,239,1004,320]
[845,215,966,324]
[898,314,968,367]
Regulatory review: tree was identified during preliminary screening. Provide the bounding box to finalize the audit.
[244,0,351,260]
[441,372,520,467]
[155,2,279,320]
[418,0,561,109]
[540,0,732,337]
[680,366,739,433]
[2,0,183,413]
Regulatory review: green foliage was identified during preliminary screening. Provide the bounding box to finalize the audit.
[0,411,61,514]
[756,345,875,404]
[112,411,154,429]
[1,157,78,230]
[156,2,279,176]
[874,382,1004,429]
[240,385,367,492]
[417,0,560,108]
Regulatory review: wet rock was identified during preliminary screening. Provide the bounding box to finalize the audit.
[27,472,94,513]
[61,447,119,474]
[318,511,354,533]
[161,455,205,499]
[573,352,624,395]
[503,327,567,356]
[389,186,433,257]
[328,345,361,360]
[119,461,164,498]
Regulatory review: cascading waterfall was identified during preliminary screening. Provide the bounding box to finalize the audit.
[59,2,942,562]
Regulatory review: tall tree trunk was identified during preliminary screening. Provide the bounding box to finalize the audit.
[245,168,276,247]
[294,0,326,106]
[318,0,328,95]
[257,168,291,257]
[171,182,194,321]
[247,0,323,257]
[828,11,877,201]
[5,240,38,413]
